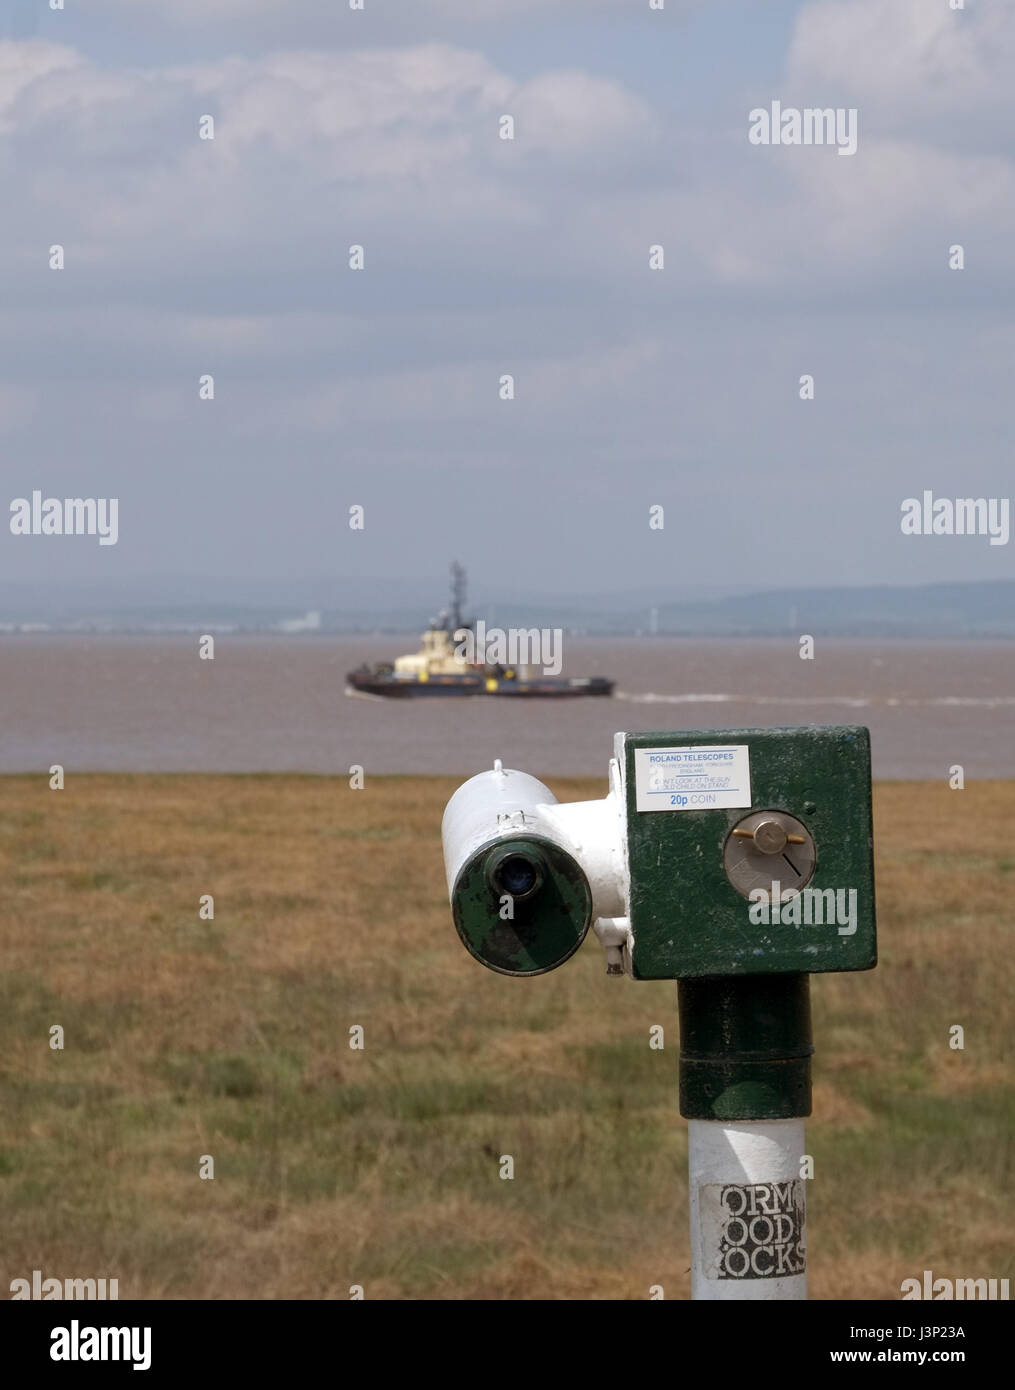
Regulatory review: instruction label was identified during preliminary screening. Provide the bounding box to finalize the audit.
[634,745,752,812]
[699,1180,806,1280]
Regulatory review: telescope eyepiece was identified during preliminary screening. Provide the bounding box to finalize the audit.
[450,834,593,976]
[487,848,544,901]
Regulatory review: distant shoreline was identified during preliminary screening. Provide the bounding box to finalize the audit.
[2,631,1015,642]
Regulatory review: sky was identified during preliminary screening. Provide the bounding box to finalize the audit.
[0,0,1012,602]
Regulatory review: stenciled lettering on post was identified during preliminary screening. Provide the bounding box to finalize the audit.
[700,1180,806,1280]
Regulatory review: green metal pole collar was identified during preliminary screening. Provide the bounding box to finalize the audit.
[678,973,813,1120]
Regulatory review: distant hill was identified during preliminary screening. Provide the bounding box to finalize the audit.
[0,578,1012,638]
[625,581,1015,639]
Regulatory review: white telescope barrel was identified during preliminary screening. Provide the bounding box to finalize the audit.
[441,760,626,920]
[442,760,629,977]
[536,795,626,920]
[441,762,561,897]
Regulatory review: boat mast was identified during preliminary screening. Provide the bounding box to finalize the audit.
[449,561,467,634]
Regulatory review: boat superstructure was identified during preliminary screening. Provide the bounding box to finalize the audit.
[345,564,614,699]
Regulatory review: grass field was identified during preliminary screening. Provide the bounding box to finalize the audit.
[0,773,1012,1300]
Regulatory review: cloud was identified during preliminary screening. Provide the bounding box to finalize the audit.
[1,10,1014,591]
[786,0,1014,149]
[59,0,700,47]
[87,0,637,18]
[0,38,659,313]
[710,0,1015,293]
[4,11,1011,326]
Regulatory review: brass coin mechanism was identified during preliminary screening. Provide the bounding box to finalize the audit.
[723,810,816,901]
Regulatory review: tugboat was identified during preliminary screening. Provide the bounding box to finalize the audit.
[346,564,614,699]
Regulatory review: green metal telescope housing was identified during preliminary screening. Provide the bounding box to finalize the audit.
[442,727,877,1120]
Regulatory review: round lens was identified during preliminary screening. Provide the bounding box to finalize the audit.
[495,854,540,897]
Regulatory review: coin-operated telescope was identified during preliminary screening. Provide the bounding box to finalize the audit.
[442,727,877,1300]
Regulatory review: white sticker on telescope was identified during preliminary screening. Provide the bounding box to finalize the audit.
[634,745,751,812]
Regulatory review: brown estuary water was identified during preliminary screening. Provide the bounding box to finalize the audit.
[1,635,1013,779]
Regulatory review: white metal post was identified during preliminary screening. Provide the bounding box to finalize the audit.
[688,1118,807,1300]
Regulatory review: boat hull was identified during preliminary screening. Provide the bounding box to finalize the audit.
[346,672,614,699]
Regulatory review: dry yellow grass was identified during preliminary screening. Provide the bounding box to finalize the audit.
[0,774,1012,1299]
